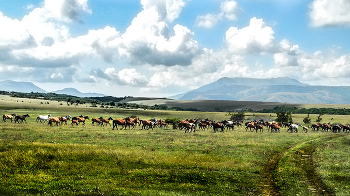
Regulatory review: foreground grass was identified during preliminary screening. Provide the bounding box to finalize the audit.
[313,136,350,196]
[0,107,349,195]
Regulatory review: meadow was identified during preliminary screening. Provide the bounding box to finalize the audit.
[0,97,349,195]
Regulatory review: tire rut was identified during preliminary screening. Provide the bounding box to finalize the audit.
[261,135,344,196]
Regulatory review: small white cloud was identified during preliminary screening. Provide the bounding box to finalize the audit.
[196,1,240,28]
[221,1,240,20]
[195,14,220,28]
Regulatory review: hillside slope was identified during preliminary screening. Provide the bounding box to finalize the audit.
[179,77,350,104]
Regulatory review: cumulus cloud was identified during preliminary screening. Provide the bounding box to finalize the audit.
[225,17,275,54]
[90,68,148,87]
[196,1,240,28]
[309,0,350,27]
[116,0,200,66]
[2,0,350,96]
[43,0,91,22]
[274,39,300,67]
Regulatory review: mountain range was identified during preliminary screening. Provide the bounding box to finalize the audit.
[0,80,104,97]
[2,78,350,104]
[178,77,350,104]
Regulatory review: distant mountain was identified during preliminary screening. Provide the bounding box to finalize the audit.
[0,80,46,93]
[178,77,350,104]
[51,88,105,97]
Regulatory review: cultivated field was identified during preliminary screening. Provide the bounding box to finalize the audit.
[0,97,350,195]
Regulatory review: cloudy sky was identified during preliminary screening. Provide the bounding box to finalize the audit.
[1,0,350,97]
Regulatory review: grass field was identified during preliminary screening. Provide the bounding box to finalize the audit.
[0,97,350,195]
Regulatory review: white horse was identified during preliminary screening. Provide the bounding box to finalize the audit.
[288,123,299,133]
[36,114,52,123]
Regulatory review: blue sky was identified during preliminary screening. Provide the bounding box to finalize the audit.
[0,0,350,97]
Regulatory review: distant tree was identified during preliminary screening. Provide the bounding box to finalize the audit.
[303,113,311,124]
[275,112,293,123]
[229,112,245,121]
[315,114,323,123]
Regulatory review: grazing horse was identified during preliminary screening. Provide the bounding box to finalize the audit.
[198,121,209,130]
[213,122,225,133]
[321,123,331,132]
[185,123,196,133]
[288,124,299,133]
[159,121,168,129]
[302,126,309,133]
[255,124,264,133]
[71,119,79,126]
[48,117,60,126]
[14,114,30,123]
[222,120,235,130]
[245,122,256,132]
[141,120,155,130]
[311,124,320,131]
[178,121,189,130]
[3,114,15,122]
[332,125,342,133]
[91,118,102,126]
[58,115,71,125]
[125,120,136,130]
[125,117,141,126]
[270,124,281,133]
[112,119,126,130]
[72,116,87,125]
[99,117,113,126]
[36,114,52,123]
[340,124,350,133]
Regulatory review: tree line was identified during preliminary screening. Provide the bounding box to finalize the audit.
[258,106,350,115]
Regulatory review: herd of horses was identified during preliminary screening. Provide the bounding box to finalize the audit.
[3,113,350,134]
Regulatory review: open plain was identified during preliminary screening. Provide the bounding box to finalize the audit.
[0,96,349,195]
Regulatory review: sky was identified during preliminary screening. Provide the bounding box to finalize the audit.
[0,0,350,97]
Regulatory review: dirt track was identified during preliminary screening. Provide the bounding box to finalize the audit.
[261,135,344,195]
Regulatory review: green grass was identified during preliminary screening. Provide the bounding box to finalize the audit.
[313,136,350,196]
[0,106,350,195]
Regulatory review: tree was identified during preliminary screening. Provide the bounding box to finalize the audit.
[229,112,245,121]
[303,113,311,124]
[275,112,293,123]
[315,114,323,123]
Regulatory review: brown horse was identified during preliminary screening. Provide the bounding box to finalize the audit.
[141,120,154,130]
[99,117,113,126]
[91,118,102,126]
[14,114,30,123]
[3,114,15,122]
[49,117,60,126]
[112,119,126,130]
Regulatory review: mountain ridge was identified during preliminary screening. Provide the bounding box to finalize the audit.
[0,80,104,97]
[178,77,350,104]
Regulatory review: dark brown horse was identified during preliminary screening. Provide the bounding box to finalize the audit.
[14,114,30,123]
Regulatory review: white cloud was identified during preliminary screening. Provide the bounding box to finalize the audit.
[225,17,275,54]
[43,0,91,22]
[309,0,350,27]
[115,0,200,66]
[90,68,148,87]
[221,1,240,20]
[196,14,220,29]
[196,1,240,28]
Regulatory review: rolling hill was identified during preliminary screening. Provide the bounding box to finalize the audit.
[51,88,105,97]
[0,80,104,97]
[0,80,46,93]
[178,77,350,104]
